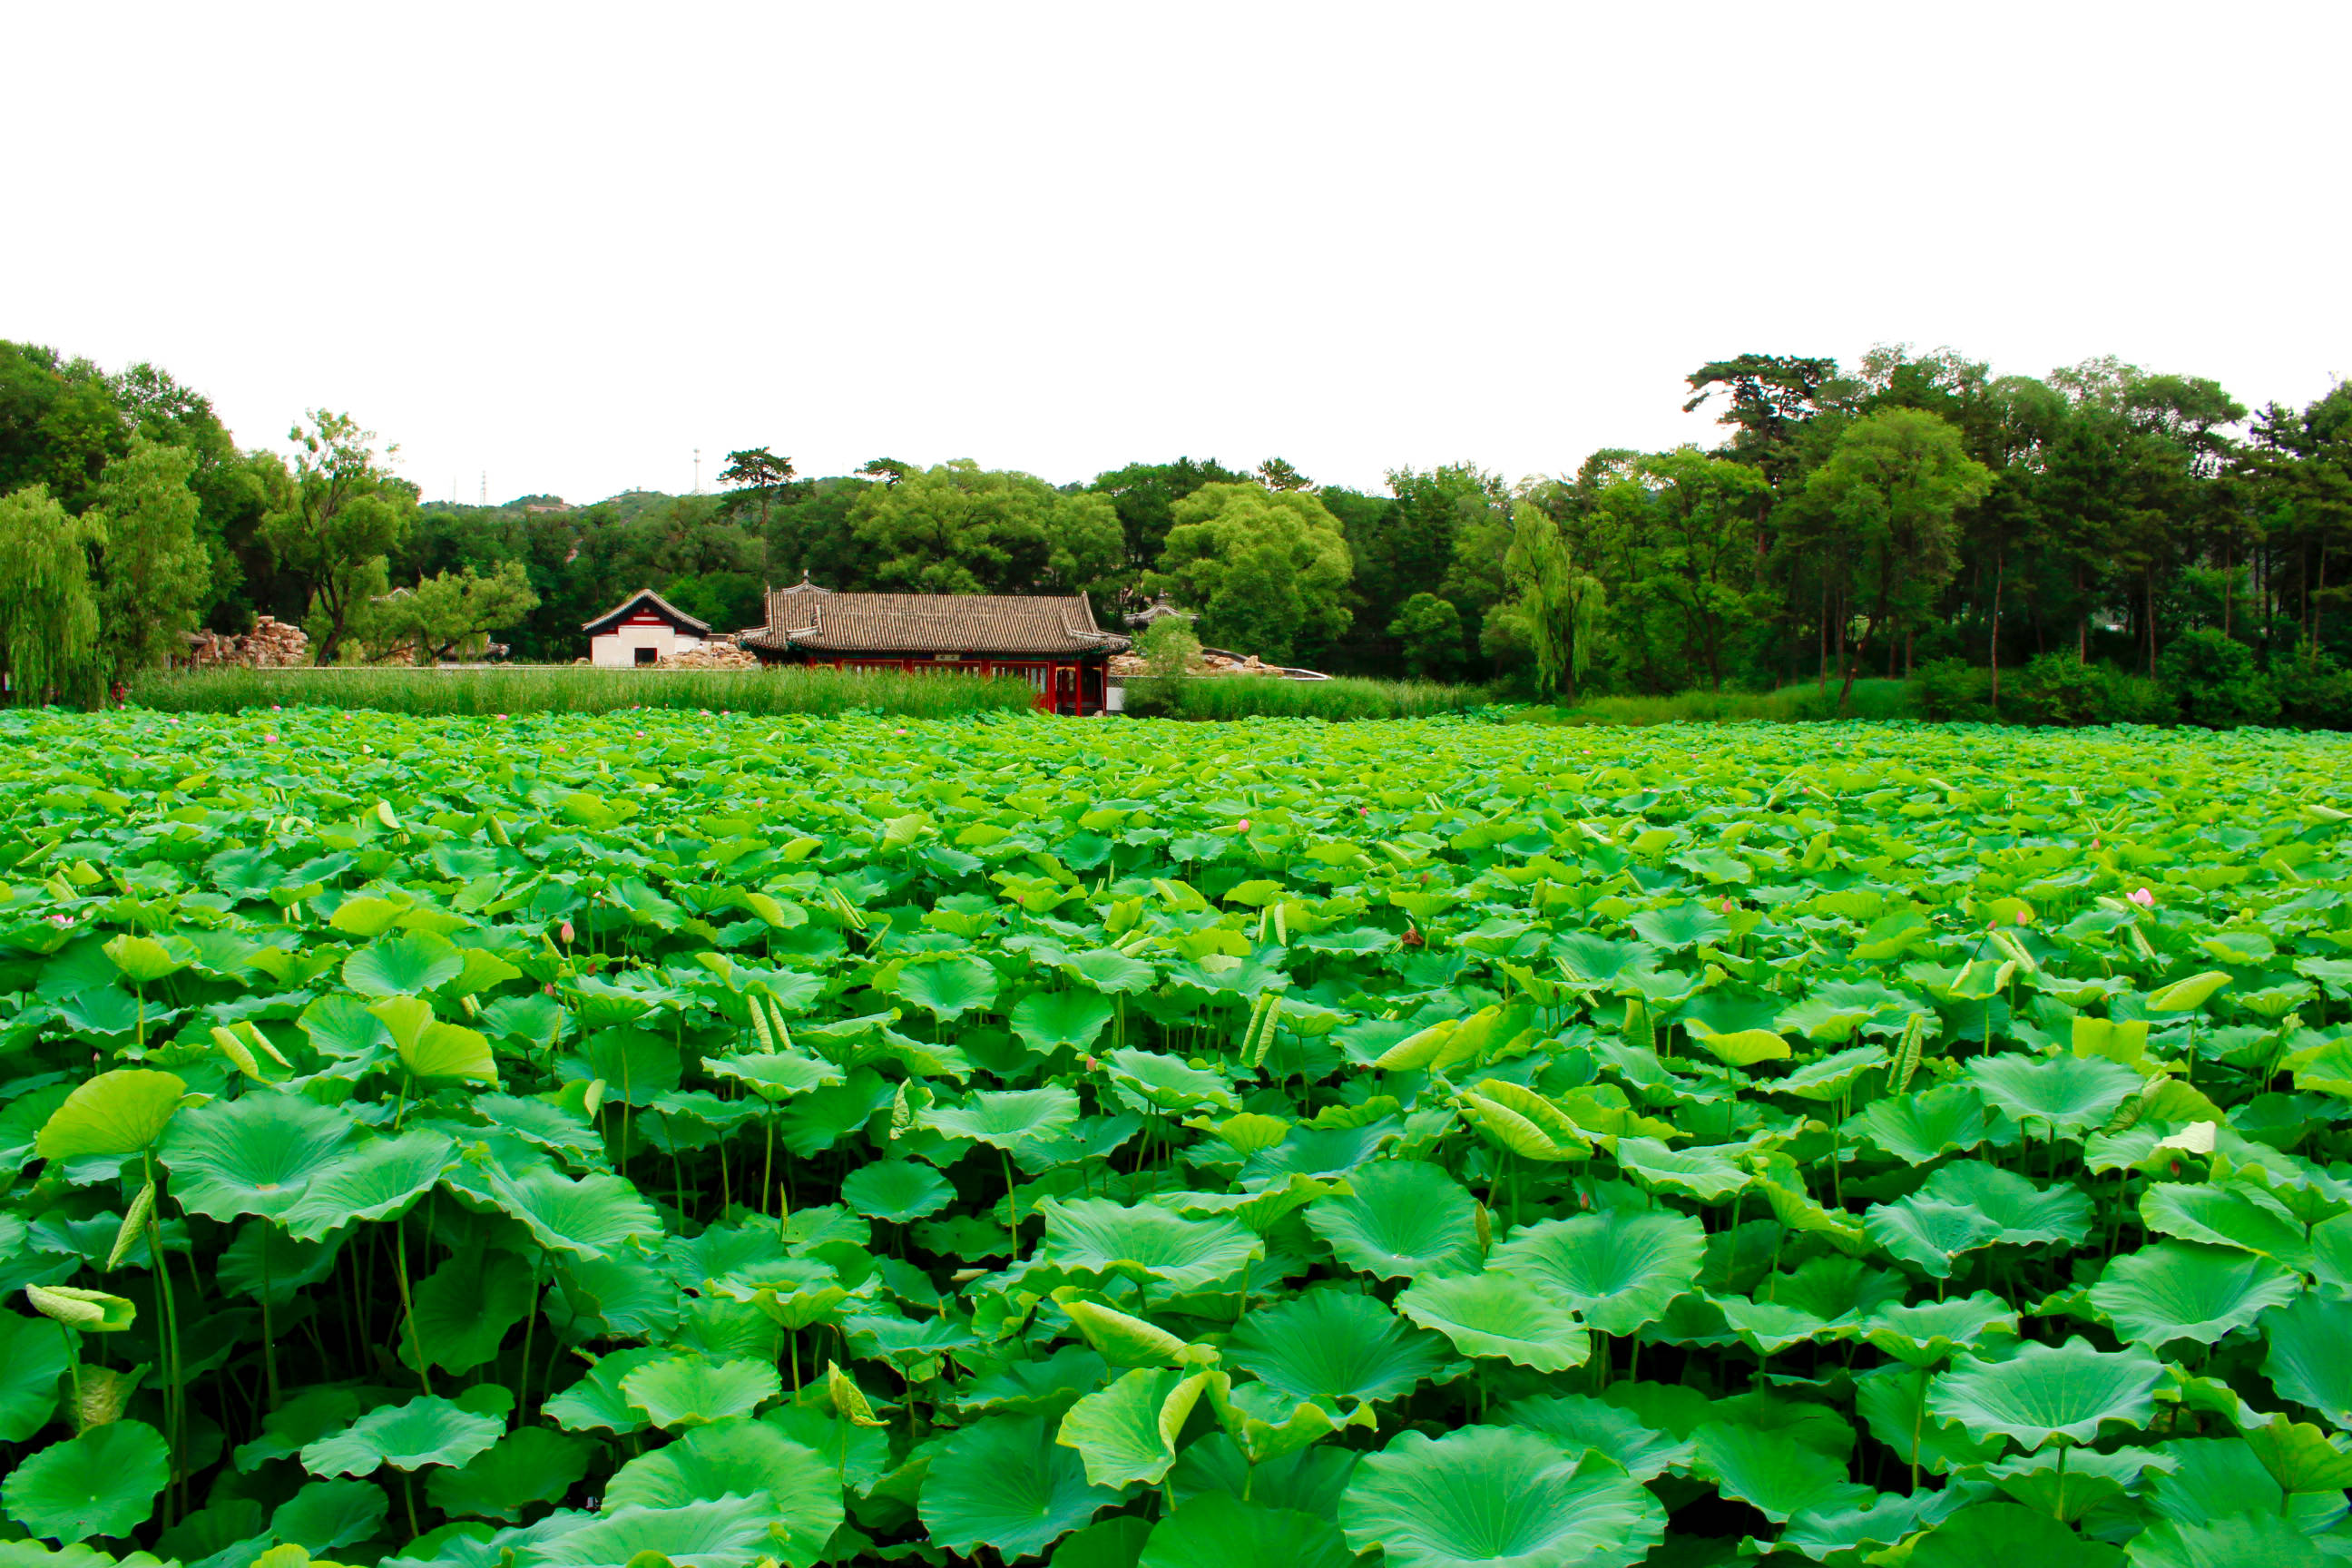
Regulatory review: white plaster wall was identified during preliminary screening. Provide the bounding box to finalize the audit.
[590,625,702,667]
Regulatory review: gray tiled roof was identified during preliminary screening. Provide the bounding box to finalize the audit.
[743,586,1128,656]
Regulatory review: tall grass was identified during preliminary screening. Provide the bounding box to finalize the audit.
[1514,678,1915,726]
[1139,676,1492,721]
[129,665,1041,718]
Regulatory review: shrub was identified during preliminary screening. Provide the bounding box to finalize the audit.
[2006,654,2116,727]
[1909,659,1993,723]
[2274,648,2352,730]
[2158,628,2278,729]
[1122,617,1200,719]
[1387,593,1465,682]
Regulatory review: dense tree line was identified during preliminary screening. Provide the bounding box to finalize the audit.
[4,337,2347,724]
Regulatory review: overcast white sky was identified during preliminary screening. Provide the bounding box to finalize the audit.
[5,3,2346,505]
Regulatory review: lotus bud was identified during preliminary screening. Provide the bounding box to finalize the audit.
[560,921,575,944]
[2129,887,2155,908]
[1237,818,1250,831]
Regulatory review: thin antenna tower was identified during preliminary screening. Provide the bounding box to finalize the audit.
[480,472,487,505]
[693,448,701,495]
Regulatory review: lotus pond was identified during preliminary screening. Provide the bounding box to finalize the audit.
[2,708,2350,1568]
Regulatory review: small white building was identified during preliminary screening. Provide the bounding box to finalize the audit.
[583,589,710,668]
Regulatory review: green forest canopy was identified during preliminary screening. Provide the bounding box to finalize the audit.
[3,340,2348,716]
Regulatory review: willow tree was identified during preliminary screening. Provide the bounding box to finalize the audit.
[1504,501,1604,701]
[0,485,103,704]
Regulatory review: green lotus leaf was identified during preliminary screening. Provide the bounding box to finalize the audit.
[1964,1053,2141,1133]
[342,931,464,998]
[1612,1137,1749,1201]
[1684,1024,1791,1068]
[1630,903,1728,953]
[891,956,999,1022]
[1102,1048,1234,1113]
[1396,1270,1590,1372]
[0,1310,68,1441]
[1853,1365,2004,1476]
[1772,1045,1888,1102]
[526,1495,776,1568]
[1061,949,1157,995]
[706,1052,840,1103]
[619,1355,782,1429]
[1984,1438,2163,1523]
[926,1086,1083,1164]
[2126,1513,2323,1568]
[1301,1159,1482,1280]
[1228,1289,1452,1408]
[1491,1209,1705,1336]
[2147,971,2233,1014]
[1139,1492,1352,1568]
[1903,1501,2124,1568]
[1,1420,169,1544]
[1777,1486,1971,1563]
[2261,1291,2352,1429]
[573,1026,681,1107]
[839,1159,956,1223]
[544,1347,667,1436]
[1042,1198,1261,1296]
[400,1246,537,1375]
[1495,1394,1690,1482]
[2141,1181,2314,1272]
[1055,1367,1215,1488]
[423,1426,595,1522]
[24,1286,135,1332]
[102,933,188,985]
[299,1394,505,1475]
[270,1478,387,1553]
[1926,1338,2165,1450]
[1165,1429,1360,1517]
[485,1165,662,1259]
[603,1419,842,1567]
[1862,1195,2004,1279]
[157,1091,358,1222]
[1055,1516,1155,1567]
[1859,1293,2021,1367]
[34,1070,187,1161]
[1012,991,1116,1052]
[919,1414,1118,1561]
[1210,1380,1343,1466]
[2239,1413,2352,1496]
[1459,1080,1592,1163]
[1848,1083,2009,1163]
[282,1130,456,1241]
[2087,1240,2301,1348]
[400,1019,497,1084]
[1691,1419,1870,1523]
[1339,1425,1666,1568]
[2141,1436,2338,1532]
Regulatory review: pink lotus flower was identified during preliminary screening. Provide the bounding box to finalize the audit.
[2016,909,2030,926]
[1237,818,1250,831]
[559,920,575,943]
[262,732,278,743]
[2129,887,2155,908]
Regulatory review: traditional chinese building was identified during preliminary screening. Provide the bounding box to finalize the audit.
[583,589,711,667]
[740,577,1128,714]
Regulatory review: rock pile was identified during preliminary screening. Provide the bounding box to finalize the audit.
[1109,647,1305,679]
[655,641,761,671]
[182,617,309,668]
